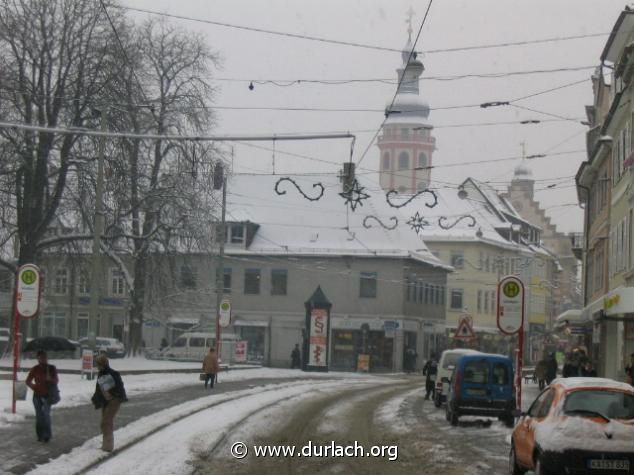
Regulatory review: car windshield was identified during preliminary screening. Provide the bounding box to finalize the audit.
[564,390,634,419]
[443,353,465,369]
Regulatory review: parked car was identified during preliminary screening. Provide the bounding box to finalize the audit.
[434,348,481,407]
[159,332,238,363]
[509,377,634,475]
[445,352,515,427]
[78,336,126,358]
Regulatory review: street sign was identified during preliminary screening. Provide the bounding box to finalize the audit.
[454,317,475,340]
[16,264,41,318]
[219,298,231,327]
[496,276,525,335]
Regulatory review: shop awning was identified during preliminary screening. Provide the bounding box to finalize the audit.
[554,309,584,330]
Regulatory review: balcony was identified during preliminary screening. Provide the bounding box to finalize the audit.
[569,232,584,260]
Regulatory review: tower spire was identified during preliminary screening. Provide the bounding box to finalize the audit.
[406,6,415,42]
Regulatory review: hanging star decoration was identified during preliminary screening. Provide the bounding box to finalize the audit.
[339,179,370,211]
[407,211,430,233]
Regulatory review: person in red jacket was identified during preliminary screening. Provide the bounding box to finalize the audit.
[25,350,58,442]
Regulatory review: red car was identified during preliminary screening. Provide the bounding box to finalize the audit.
[509,377,634,475]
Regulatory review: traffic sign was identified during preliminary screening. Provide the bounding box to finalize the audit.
[219,298,231,327]
[497,276,525,335]
[454,317,475,340]
[16,264,41,318]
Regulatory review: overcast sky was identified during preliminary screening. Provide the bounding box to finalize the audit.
[122,0,628,233]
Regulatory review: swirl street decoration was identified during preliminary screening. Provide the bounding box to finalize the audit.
[363,215,398,230]
[339,179,370,211]
[407,212,430,233]
[438,215,477,230]
[385,188,438,209]
[274,177,325,201]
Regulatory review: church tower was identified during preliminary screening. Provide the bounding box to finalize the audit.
[378,13,436,193]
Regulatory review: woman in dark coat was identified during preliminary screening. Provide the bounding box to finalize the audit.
[91,354,127,452]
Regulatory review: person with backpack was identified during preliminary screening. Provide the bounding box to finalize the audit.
[91,354,127,452]
[25,350,59,442]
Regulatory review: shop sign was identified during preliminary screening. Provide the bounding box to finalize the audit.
[308,308,328,367]
[383,320,399,338]
[604,294,620,310]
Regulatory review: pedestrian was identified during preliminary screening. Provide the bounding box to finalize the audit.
[562,354,579,378]
[202,347,220,389]
[625,353,634,386]
[25,350,58,443]
[422,353,438,400]
[91,354,127,452]
[404,347,418,373]
[290,343,301,369]
[160,338,168,351]
[535,358,547,390]
[545,352,558,384]
[582,362,597,377]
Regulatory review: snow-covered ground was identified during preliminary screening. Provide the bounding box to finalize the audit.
[0,356,377,428]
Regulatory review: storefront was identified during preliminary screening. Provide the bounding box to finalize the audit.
[580,286,634,379]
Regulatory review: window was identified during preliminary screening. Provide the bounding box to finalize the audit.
[41,312,65,337]
[382,153,390,170]
[416,280,423,303]
[244,269,261,294]
[463,360,489,384]
[78,269,90,295]
[77,313,89,339]
[484,256,490,273]
[189,337,205,347]
[423,283,430,304]
[230,224,244,244]
[477,290,482,313]
[490,291,497,314]
[528,389,555,418]
[111,269,126,296]
[564,390,634,419]
[451,251,464,269]
[492,363,509,385]
[360,272,377,298]
[398,151,409,170]
[484,291,489,313]
[271,269,288,295]
[418,152,428,168]
[450,289,463,309]
[180,265,197,289]
[223,268,232,293]
[54,268,68,295]
[417,181,427,191]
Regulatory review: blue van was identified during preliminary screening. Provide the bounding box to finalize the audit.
[445,353,516,427]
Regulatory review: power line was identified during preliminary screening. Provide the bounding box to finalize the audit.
[120,6,608,56]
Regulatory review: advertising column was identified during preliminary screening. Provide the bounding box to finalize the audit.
[304,286,332,372]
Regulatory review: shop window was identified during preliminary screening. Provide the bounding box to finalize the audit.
[360,272,377,298]
[244,269,261,295]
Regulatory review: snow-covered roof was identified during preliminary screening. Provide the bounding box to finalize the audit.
[224,173,450,270]
[552,377,634,392]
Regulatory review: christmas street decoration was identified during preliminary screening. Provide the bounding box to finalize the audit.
[407,212,430,233]
[362,215,398,230]
[339,179,370,212]
[274,177,325,201]
[385,188,438,209]
[438,214,476,230]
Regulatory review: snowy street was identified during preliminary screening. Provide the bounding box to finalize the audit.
[1,358,540,475]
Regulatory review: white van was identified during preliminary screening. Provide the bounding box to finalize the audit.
[433,348,481,407]
[160,332,238,363]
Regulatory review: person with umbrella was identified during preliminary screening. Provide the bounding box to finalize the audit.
[25,350,58,442]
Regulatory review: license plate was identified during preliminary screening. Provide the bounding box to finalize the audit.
[588,459,630,470]
[466,388,486,396]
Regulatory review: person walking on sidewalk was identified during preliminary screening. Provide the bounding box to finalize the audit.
[25,350,58,443]
[422,353,438,400]
[290,344,301,369]
[91,354,127,452]
[202,347,220,389]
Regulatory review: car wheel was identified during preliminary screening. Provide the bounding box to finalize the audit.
[508,445,525,475]
[502,413,515,428]
[447,404,459,426]
[434,393,442,408]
